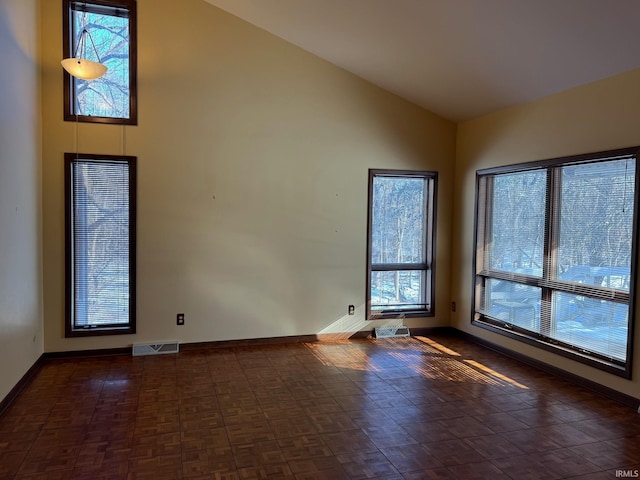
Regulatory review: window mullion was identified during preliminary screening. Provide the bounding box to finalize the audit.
[540,167,560,337]
[372,263,429,271]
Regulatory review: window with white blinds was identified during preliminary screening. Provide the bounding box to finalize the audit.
[65,154,136,336]
[473,148,638,377]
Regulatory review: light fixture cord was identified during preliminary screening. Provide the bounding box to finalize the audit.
[72,30,85,58]
[86,29,103,63]
[74,8,88,59]
[73,6,103,63]
[75,112,79,160]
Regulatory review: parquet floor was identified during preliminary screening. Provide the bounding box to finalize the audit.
[1,334,639,479]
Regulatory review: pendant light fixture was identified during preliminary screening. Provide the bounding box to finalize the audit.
[61,9,108,80]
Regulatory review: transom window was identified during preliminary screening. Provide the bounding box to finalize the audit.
[367,169,437,319]
[473,148,638,377]
[63,0,137,124]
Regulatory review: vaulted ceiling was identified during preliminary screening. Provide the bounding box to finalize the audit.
[205,0,640,121]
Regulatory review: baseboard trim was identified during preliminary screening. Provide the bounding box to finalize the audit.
[43,347,132,359]
[410,326,458,337]
[0,353,47,417]
[455,329,640,410]
[180,327,452,350]
[181,334,322,351]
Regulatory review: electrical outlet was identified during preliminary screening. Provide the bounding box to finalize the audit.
[451,301,456,312]
[177,313,185,325]
[348,305,355,315]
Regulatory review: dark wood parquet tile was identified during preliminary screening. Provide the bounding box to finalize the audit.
[571,414,640,440]
[12,469,75,480]
[294,466,351,480]
[471,411,529,432]
[16,444,82,476]
[533,423,600,447]
[261,399,305,420]
[446,460,512,480]
[309,412,359,433]
[278,434,333,462]
[366,391,414,409]
[297,396,342,416]
[570,436,640,470]
[180,426,228,452]
[398,421,456,445]
[269,416,318,439]
[254,387,295,402]
[539,448,602,478]
[380,444,444,473]
[336,449,400,479]
[71,461,129,480]
[130,432,182,458]
[75,438,131,467]
[181,446,235,477]
[435,416,495,438]
[491,452,563,480]
[320,429,377,455]
[236,463,294,480]
[463,432,525,460]
[417,402,465,421]
[332,394,373,412]
[423,438,487,466]
[226,420,275,445]
[0,450,27,479]
[232,440,286,468]
[401,468,459,480]
[288,455,346,475]
[499,427,563,454]
[1,335,638,480]
[287,382,328,396]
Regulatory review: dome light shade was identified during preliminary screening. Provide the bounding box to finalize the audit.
[61,57,108,80]
[62,27,107,80]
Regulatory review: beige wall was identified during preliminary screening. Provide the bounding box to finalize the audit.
[453,69,640,399]
[40,0,456,352]
[0,0,43,400]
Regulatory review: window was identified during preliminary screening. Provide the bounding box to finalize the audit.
[473,148,638,377]
[63,0,137,124]
[65,153,136,336]
[367,169,437,319]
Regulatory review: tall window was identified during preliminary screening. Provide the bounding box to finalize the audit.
[473,148,638,377]
[367,169,437,319]
[65,154,136,337]
[63,0,137,124]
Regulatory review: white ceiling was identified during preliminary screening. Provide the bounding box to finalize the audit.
[204,0,640,122]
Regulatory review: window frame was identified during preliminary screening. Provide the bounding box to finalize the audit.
[64,152,137,337]
[62,0,138,125]
[472,147,639,378]
[366,169,437,320]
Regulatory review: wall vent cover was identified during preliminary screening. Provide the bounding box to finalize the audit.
[374,326,410,338]
[132,341,179,356]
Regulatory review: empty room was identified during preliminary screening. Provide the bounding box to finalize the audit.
[1,0,639,478]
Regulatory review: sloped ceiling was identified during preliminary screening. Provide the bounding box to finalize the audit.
[205,0,640,121]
